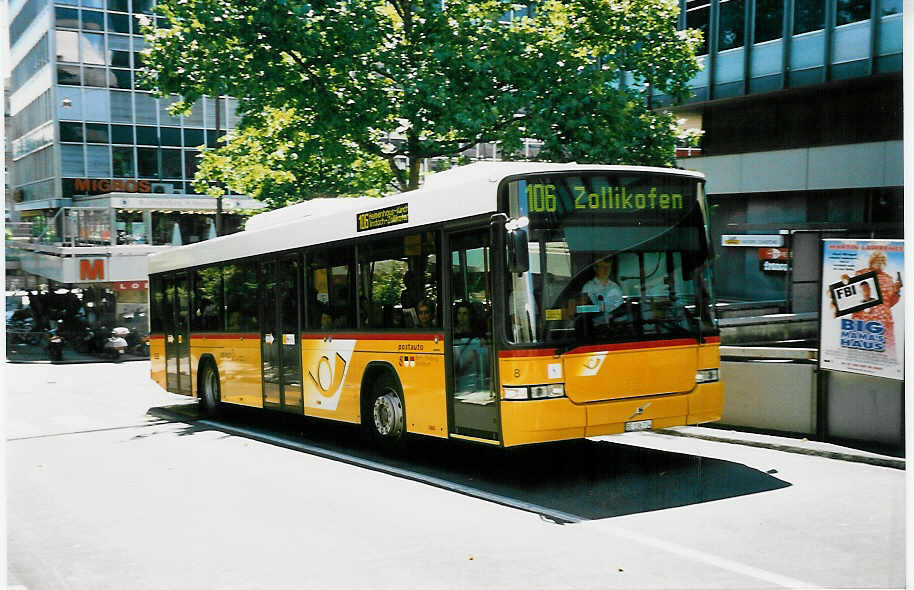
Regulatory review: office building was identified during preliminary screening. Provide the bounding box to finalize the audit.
[6,0,262,337]
[671,0,903,310]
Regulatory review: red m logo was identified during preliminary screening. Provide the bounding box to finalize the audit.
[79,259,105,281]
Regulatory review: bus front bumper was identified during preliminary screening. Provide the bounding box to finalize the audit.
[500,381,724,447]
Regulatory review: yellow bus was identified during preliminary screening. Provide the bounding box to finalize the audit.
[148,162,723,447]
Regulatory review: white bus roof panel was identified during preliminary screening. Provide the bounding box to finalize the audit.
[149,162,704,274]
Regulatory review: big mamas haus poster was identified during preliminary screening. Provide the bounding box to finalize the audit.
[819,239,904,380]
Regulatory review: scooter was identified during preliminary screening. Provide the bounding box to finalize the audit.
[104,327,130,361]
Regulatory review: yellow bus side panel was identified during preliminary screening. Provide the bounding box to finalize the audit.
[501,398,586,446]
[687,381,724,424]
[499,357,564,386]
[216,336,263,408]
[299,337,447,437]
[698,342,721,369]
[150,337,166,390]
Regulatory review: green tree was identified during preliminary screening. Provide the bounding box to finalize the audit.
[193,107,395,208]
[140,0,700,195]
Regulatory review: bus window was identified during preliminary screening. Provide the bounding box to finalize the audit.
[192,265,223,332]
[149,275,164,334]
[223,261,258,332]
[308,247,355,330]
[357,232,439,330]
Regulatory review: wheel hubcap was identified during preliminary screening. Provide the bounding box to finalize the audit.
[372,390,403,438]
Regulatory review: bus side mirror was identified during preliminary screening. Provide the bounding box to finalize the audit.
[505,217,530,274]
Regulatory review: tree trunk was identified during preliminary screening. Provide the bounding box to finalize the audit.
[407,157,421,191]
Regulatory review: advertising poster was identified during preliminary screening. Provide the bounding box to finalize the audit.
[819,239,904,380]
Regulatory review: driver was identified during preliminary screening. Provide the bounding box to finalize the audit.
[581,257,624,327]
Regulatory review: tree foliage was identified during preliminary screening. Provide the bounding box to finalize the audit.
[140,0,701,198]
[193,107,395,208]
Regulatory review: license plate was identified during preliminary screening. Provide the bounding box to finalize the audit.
[625,419,652,432]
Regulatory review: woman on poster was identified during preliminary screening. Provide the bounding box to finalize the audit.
[848,251,902,354]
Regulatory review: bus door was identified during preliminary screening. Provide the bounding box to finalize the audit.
[260,256,304,412]
[164,273,191,395]
[447,230,499,442]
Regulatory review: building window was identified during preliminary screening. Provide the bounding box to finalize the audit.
[108,12,131,34]
[85,123,109,143]
[86,145,112,177]
[83,88,110,121]
[161,149,182,178]
[718,0,745,50]
[111,124,133,144]
[80,32,106,65]
[686,1,710,55]
[61,144,86,176]
[136,126,157,145]
[794,0,824,33]
[754,0,784,42]
[55,7,79,29]
[836,0,871,24]
[110,69,132,89]
[56,31,80,62]
[81,9,105,32]
[58,65,82,86]
[160,127,182,147]
[113,146,135,177]
[110,91,132,122]
[183,128,204,148]
[137,147,158,177]
[60,122,84,142]
[83,67,109,88]
[184,150,201,178]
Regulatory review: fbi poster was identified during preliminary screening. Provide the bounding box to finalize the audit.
[819,239,904,380]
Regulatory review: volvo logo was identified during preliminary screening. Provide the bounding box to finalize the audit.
[629,402,652,420]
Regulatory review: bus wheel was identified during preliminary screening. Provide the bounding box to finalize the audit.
[199,361,221,417]
[368,376,405,445]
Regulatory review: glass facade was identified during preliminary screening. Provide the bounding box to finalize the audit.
[9,0,242,206]
[683,0,893,54]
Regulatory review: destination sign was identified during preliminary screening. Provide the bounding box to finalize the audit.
[357,203,409,232]
[527,183,684,213]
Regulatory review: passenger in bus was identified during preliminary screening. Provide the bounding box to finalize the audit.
[416,299,436,329]
[320,309,334,331]
[453,302,488,393]
[581,257,624,327]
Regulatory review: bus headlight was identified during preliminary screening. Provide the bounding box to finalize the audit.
[696,368,720,383]
[503,384,565,399]
[503,387,528,400]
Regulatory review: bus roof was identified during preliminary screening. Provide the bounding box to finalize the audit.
[148,162,704,274]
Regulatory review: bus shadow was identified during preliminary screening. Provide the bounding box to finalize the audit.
[151,403,791,522]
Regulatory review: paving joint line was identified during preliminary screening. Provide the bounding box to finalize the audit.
[656,429,905,470]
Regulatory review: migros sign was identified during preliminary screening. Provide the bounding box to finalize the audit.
[79,259,105,281]
[74,179,153,193]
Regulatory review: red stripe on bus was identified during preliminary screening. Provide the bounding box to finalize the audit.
[498,348,558,358]
[189,333,260,340]
[704,336,721,343]
[300,332,444,341]
[498,338,700,358]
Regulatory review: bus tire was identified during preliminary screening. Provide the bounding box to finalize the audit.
[366,373,406,448]
[198,359,222,417]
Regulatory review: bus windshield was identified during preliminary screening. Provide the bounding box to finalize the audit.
[503,172,718,347]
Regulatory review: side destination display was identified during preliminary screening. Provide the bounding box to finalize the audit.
[357,203,409,232]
